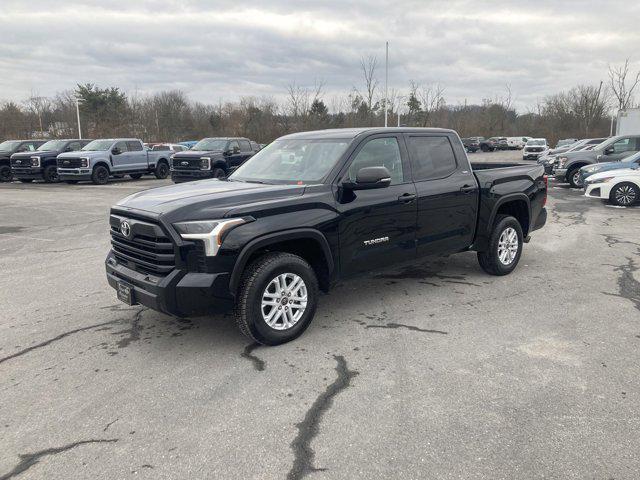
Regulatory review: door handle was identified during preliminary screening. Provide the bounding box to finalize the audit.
[398,193,416,203]
[460,184,475,194]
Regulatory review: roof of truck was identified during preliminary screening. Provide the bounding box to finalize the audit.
[280,127,456,140]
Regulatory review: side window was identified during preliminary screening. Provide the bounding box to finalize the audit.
[127,141,143,151]
[67,142,81,151]
[114,141,129,153]
[612,138,632,153]
[228,140,240,152]
[348,137,403,185]
[408,136,457,181]
[239,140,252,152]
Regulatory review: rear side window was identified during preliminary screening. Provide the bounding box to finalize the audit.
[239,140,252,152]
[127,141,143,151]
[407,136,457,181]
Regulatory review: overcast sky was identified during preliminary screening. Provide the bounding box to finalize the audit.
[2,0,639,111]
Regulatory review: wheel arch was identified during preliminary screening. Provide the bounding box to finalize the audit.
[488,194,531,237]
[229,229,335,295]
[92,161,111,172]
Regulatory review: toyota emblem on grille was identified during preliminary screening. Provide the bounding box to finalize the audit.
[120,220,131,238]
[181,161,188,166]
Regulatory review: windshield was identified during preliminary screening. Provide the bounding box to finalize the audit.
[82,140,114,151]
[527,140,546,146]
[193,139,228,151]
[230,139,350,185]
[0,140,21,151]
[37,140,69,151]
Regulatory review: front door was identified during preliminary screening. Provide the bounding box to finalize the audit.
[111,141,130,170]
[336,135,417,276]
[601,136,640,162]
[225,140,244,171]
[406,134,479,256]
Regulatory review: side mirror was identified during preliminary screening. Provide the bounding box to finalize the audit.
[65,146,72,152]
[604,147,614,155]
[233,146,240,154]
[111,147,120,155]
[344,166,392,190]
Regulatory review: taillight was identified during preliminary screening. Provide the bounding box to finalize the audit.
[542,175,548,207]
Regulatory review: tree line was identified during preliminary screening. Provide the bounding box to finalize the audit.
[1,58,638,146]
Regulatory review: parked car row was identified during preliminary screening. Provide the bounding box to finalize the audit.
[461,136,532,153]
[1,136,261,185]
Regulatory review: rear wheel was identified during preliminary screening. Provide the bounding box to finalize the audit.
[43,165,59,183]
[235,252,319,345]
[609,182,639,206]
[0,165,12,182]
[477,215,523,276]
[91,165,109,185]
[567,167,583,188]
[480,144,489,152]
[155,161,169,179]
[129,173,143,179]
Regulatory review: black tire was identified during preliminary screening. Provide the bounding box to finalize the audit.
[129,173,143,179]
[480,144,489,152]
[234,252,319,346]
[609,182,639,207]
[155,161,169,179]
[19,179,34,183]
[566,167,583,188]
[0,165,12,182]
[212,167,226,179]
[477,214,523,276]
[65,180,78,184]
[43,165,59,183]
[91,165,109,185]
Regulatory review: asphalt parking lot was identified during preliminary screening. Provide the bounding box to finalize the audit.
[1,150,640,479]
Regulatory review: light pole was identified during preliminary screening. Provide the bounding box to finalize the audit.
[384,41,389,127]
[75,97,83,139]
[396,95,405,127]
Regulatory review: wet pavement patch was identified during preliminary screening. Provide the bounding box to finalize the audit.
[241,343,265,371]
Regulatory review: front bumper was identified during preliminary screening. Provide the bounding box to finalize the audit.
[554,168,567,181]
[105,251,234,317]
[58,168,92,181]
[584,182,609,199]
[11,167,44,179]
[523,152,543,160]
[171,169,212,183]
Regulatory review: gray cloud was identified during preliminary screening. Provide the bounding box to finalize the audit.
[1,0,639,110]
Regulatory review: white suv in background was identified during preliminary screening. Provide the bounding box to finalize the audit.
[523,138,548,160]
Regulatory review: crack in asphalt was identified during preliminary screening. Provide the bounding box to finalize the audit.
[113,307,146,349]
[601,234,640,255]
[0,439,118,480]
[240,343,265,371]
[0,319,123,366]
[365,322,448,334]
[604,257,640,312]
[103,418,119,432]
[287,355,358,480]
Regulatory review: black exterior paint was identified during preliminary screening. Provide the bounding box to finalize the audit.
[106,128,547,317]
[10,140,89,181]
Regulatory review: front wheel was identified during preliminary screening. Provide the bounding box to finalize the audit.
[0,165,12,182]
[155,161,169,179]
[477,215,523,276]
[212,167,226,179]
[91,165,110,185]
[567,167,583,188]
[609,182,639,206]
[235,252,319,345]
[43,165,59,183]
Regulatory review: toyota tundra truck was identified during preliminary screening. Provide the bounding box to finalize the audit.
[170,137,259,183]
[57,138,171,184]
[106,127,547,345]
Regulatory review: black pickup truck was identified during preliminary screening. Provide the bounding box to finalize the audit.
[106,128,547,345]
[0,139,47,182]
[170,137,259,183]
[11,139,90,183]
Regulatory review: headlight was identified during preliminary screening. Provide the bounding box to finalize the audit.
[173,218,248,256]
[584,166,597,173]
[80,157,89,168]
[200,157,211,170]
[557,156,568,167]
[591,176,615,184]
[30,156,41,167]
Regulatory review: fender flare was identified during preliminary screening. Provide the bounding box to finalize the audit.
[487,193,531,231]
[212,159,228,171]
[92,161,111,173]
[228,228,335,294]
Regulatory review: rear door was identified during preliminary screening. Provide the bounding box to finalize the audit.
[126,141,147,170]
[238,139,254,164]
[336,134,417,276]
[406,133,479,256]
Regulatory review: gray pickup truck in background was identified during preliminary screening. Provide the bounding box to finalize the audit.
[554,134,640,187]
[57,138,171,184]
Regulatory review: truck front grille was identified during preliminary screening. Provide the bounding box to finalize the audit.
[109,214,176,276]
[10,157,30,167]
[172,157,202,170]
[58,157,83,168]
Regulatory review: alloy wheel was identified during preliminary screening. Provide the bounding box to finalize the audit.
[497,227,519,265]
[615,185,637,205]
[261,273,308,330]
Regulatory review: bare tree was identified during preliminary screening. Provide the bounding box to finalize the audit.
[608,58,640,111]
[359,55,379,112]
[415,82,445,127]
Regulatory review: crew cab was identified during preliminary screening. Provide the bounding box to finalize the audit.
[170,137,259,183]
[105,128,547,345]
[11,139,90,183]
[554,134,640,188]
[57,138,171,184]
[0,139,46,182]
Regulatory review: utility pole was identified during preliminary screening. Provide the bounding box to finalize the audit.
[75,97,82,139]
[384,41,389,127]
